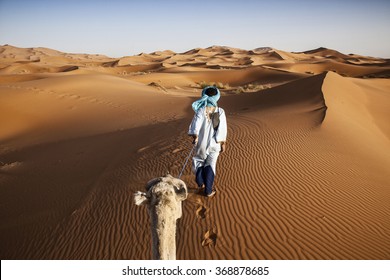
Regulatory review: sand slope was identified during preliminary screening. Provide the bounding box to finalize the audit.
[0,45,389,259]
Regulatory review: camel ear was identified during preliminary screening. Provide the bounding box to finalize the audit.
[174,182,188,201]
[145,177,162,192]
[134,191,149,206]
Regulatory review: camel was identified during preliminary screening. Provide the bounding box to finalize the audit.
[134,174,188,260]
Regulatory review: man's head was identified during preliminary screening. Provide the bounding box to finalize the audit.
[192,86,221,111]
[204,86,218,97]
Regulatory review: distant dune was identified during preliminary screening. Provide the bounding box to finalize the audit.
[0,45,389,259]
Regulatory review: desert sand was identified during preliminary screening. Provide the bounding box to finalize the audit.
[0,44,389,259]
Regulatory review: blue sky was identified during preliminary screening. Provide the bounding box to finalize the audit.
[1,0,389,58]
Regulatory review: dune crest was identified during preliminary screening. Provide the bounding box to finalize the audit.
[1,44,389,78]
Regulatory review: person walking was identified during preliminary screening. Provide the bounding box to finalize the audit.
[188,86,227,197]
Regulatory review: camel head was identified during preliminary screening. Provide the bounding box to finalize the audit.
[133,174,187,260]
[134,174,187,219]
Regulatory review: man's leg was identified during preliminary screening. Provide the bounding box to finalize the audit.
[203,152,219,196]
[203,165,215,195]
[195,166,204,187]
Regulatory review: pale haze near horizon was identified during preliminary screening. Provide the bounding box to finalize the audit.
[0,0,389,58]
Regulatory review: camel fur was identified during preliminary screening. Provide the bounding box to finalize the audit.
[134,174,187,260]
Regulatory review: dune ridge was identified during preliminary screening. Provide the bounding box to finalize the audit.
[1,44,389,79]
[0,45,389,259]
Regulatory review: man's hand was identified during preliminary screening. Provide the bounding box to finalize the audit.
[190,135,198,144]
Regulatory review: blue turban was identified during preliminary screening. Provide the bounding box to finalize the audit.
[191,86,221,112]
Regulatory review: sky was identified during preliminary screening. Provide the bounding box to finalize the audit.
[0,0,389,58]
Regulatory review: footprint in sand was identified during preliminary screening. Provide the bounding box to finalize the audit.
[137,146,151,153]
[202,229,217,247]
[0,161,22,173]
[69,94,80,99]
[196,205,206,219]
[172,148,183,154]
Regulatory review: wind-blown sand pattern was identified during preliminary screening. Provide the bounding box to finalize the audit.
[0,45,389,259]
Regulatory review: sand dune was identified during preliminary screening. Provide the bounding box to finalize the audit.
[0,45,389,259]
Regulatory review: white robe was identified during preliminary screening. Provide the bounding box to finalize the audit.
[188,106,227,175]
